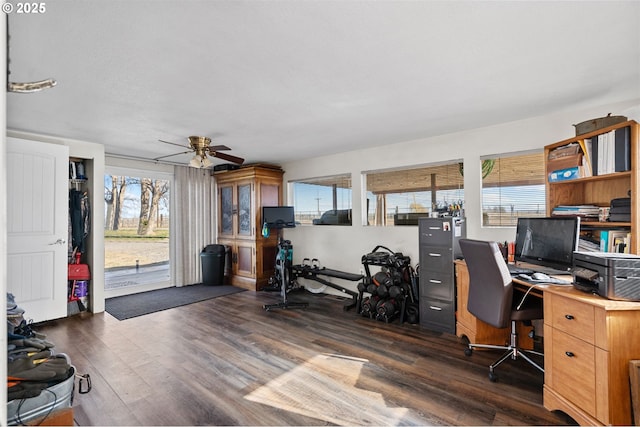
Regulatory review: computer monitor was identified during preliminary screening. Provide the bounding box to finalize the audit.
[262,206,295,229]
[514,216,581,272]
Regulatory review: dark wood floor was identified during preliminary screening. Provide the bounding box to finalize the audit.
[36,289,578,426]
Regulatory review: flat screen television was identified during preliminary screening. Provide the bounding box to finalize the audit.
[262,206,295,229]
[514,216,581,272]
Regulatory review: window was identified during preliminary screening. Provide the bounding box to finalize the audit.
[291,174,352,225]
[364,162,464,226]
[481,152,546,227]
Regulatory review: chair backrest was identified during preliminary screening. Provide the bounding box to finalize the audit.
[459,238,513,329]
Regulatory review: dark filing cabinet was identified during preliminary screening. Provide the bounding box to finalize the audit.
[418,217,466,334]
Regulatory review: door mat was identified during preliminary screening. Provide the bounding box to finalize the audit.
[105,284,245,320]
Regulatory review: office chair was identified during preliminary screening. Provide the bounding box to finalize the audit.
[459,238,544,382]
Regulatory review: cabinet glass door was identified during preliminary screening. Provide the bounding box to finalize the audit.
[237,183,252,236]
[220,185,234,235]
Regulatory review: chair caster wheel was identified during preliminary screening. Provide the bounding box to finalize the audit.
[464,348,473,357]
[489,372,498,382]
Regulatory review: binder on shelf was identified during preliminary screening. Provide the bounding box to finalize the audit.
[614,126,631,172]
[596,133,613,175]
[591,136,599,176]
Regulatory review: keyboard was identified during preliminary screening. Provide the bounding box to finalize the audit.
[516,273,572,286]
[507,265,533,275]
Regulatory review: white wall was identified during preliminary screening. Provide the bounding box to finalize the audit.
[281,100,640,293]
[6,100,640,313]
[106,156,174,174]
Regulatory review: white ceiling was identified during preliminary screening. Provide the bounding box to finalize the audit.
[6,0,640,167]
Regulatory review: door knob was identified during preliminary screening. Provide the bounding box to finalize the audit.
[49,238,66,245]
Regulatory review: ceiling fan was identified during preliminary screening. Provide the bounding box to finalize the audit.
[154,136,245,168]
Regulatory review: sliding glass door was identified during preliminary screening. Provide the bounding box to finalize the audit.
[104,167,173,298]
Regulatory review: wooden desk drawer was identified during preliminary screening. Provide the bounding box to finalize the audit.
[547,293,595,344]
[549,328,597,418]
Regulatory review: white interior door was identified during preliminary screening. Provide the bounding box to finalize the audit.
[7,138,69,323]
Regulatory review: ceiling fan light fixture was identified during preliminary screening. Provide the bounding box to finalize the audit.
[201,156,213,168]
[156,135,244,166]
[189,155,202,168]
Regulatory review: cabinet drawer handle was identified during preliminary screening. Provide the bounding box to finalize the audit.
[428,253,442,257]
[428,226,441,230]
[429,306,442,311]
[429,279,442,284]
[565,314,574,320]
[565,351,575,358]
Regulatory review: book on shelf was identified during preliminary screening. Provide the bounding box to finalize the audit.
[598,229,630,253]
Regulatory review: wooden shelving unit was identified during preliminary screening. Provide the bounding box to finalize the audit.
[543,120,640,425]
[545,120,639,254]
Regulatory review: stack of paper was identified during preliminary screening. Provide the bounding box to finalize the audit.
[551,205,600,219]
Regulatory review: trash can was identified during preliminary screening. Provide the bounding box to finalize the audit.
[201,244,226,285]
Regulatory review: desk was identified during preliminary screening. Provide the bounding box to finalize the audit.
[454,261,537,350]
[454,260,640,426]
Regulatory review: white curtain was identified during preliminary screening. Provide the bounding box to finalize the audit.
[173,165,216,286]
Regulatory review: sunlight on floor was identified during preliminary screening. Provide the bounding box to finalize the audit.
[244,353,430,426]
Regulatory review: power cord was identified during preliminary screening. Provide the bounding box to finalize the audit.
[516,284,545,311]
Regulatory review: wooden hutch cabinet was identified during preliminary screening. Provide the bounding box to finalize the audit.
[215,165,283,291]
[542,120,640,425]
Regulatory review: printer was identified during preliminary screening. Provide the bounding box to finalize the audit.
[573,251,640,301]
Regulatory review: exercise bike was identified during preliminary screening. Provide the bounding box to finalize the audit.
[263,237,308,311]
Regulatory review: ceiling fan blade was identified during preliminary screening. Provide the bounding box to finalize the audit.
[159,139,189,149]
[209,145,231,151]
[153,150,192,161]
[209,151,245,165]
